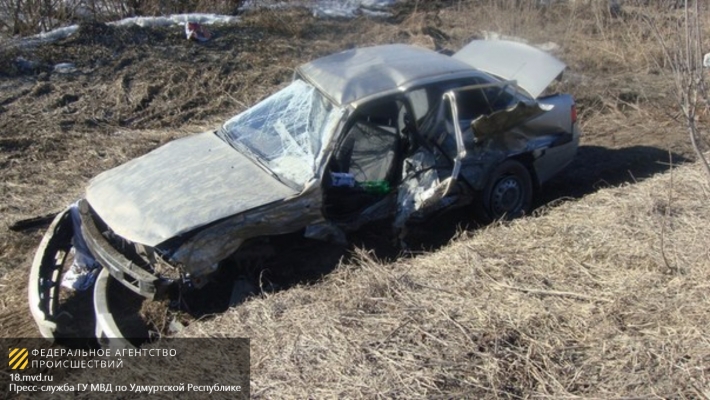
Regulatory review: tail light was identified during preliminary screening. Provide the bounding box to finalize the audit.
[571,103,578,125]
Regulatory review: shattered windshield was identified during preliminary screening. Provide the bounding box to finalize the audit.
[221,80,342,188]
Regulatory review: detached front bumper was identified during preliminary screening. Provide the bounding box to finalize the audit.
[28,202,144,345]
[28,209,73,339]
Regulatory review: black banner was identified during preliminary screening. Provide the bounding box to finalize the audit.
[3,338,249,399]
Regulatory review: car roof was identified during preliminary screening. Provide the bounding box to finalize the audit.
[296,44,478,107]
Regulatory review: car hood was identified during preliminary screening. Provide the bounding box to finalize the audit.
[86,132,298,247]
[453,40,566,99]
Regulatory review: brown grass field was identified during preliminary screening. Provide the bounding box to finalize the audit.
[1,0,709,398]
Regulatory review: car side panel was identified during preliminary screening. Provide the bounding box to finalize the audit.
[169,184,325,278]
[523,94,579,184]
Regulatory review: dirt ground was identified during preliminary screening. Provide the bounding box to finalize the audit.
[0,1,706,395]
[0,0,695,330]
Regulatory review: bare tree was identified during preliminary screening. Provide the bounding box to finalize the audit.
[651,0,710,181]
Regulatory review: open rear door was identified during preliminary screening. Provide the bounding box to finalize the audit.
[453,40,566,99]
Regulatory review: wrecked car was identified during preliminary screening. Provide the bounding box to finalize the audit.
[29,40,580,339]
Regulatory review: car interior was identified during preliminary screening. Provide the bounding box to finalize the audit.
[324,99,407,219]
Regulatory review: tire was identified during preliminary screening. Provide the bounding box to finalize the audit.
[480,160,533,222]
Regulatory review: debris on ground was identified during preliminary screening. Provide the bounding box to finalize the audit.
[185,22,212,41]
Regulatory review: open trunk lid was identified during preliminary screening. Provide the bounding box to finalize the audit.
[453,40,566,99]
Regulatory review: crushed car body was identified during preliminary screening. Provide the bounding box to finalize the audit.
[29,40,581,339]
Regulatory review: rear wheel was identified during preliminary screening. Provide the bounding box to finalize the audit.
[480,160,533,222]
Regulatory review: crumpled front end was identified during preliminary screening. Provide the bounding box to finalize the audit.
[78,199,168,298]
[64,182,324,301]
[28,201,167,343]
[85,131,299,248]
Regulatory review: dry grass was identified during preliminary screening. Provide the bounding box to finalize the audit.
[0,1,709,398]
[180,159,710,398]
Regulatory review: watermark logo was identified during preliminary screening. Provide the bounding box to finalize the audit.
[9,348,29,370]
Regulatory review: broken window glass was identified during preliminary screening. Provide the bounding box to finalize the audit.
[222,80,343,188]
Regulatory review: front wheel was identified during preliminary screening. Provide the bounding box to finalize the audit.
[479,160,533,222]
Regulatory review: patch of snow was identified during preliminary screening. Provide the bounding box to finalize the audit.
[12,13,239,48]
[54,62,77,74]
[361,0,394,9]
[704,53,710,68]
[242,0,395,19]
[360,8,393,18]
[20,25,79,48]
[11,0,398,48]
[312,6,358,19]
[110,13,239,28]
[315,0,394,18]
